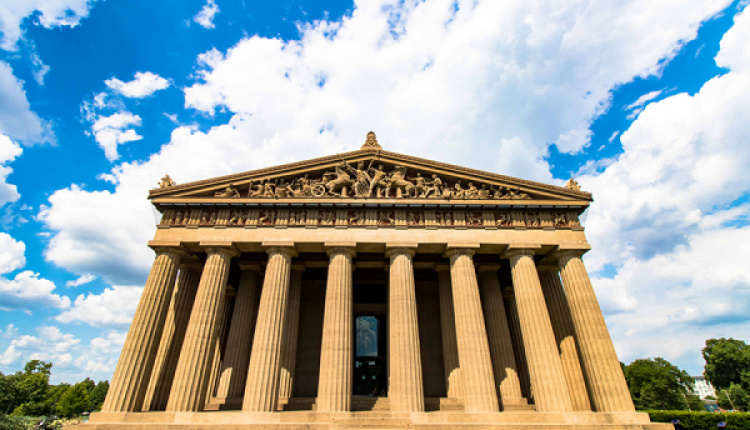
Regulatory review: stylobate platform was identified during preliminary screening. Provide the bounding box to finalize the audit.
[88,410,673,429]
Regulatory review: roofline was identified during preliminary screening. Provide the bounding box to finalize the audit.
[149,147,593,201]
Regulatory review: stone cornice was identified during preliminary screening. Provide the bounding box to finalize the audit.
[149,147,592,201]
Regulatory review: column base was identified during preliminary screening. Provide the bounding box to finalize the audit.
[85,410,672,430]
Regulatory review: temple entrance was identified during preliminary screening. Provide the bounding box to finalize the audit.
[353,315,387,396]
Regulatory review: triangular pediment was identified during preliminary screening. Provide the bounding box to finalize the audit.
[149,148,591,206]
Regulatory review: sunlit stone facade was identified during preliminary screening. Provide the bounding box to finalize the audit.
[89,133,669,429]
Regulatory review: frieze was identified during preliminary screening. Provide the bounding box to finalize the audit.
[205,161,533,201]
[159,207,582,230]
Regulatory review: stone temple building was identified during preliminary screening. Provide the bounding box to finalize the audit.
[88,133,669,429]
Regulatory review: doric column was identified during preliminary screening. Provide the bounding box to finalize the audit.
[216,264,261,399]
[102,247,184,412]
[166,246,237,412]
[317,246,355,412]
[538,265,591,411]
[556,250,635,412]
[243,246,296,412]
[505,248,572,412]
[386,246,424,412]
[503,288,532,400]
[205,293,233,403]
[478,265,525,408]
[435,265,461,398]
[143,262,202,411]
[445,249,499,413]
[279,266,304,401]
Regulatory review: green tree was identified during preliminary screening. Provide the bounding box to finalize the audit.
[44,384,70,416]
[11,360,52,416]
[716,383,750,411]
[88,381,109,412]
[684,393,705,411]
[57,382,90,418]
[703,338,750,391]
[624,357,694,410]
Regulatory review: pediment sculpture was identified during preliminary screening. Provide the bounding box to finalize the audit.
[219,161,531,200]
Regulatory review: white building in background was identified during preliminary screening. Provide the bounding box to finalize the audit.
[692,376,716,399]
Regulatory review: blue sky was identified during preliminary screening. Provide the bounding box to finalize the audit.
[0,0,749,384]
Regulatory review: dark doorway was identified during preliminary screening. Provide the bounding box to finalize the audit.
[353,314,387,395]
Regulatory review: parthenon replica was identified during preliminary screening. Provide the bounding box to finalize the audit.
[89,133,669,429]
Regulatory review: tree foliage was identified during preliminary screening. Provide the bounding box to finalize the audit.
[717,383,750,411]
[0,360,109,419]
[624,357,694,410]
[703,338,750,391]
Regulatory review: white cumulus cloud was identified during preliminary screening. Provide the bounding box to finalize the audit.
[193,0,219,29]
[0,232,25,275]
[0,271,71,311]
[105,71,170,99]
[39,0,734,344]
[0,63,52,144]
[0,0,98,51]
[65,273,95,288]
[89,112,143,161]
[580,6,750,371]
[56,285,142,326]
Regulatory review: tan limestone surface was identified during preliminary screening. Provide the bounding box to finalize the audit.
[478,266,526,408]
[446,249,499,413]
[436,266,462,398]
[166,247,235,412]
[102,250,182,413]
[142,263,201,411]
[538,265,592,412]
[387,248,425,413]
[242,247,295,412]
[316,248,355,412]
[506,249,572,412]
[557,251,636,413]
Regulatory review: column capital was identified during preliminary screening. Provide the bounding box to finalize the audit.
[264,245,298,258]
[203,244,240,258]
[502,286,515,299]
[326,245,356,258]
[291,263,307,272]
[385,245,417,259]
[443,248,475,259]
[502,247,537,259]
[477,264,502,273]
[148,241,192,258]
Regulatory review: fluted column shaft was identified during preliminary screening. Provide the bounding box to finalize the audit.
[436,266,461,398]
[166,247,236,412]
[243,246,296,412]
[143,263,202,411]
[205,294,232,403]
[317,248,355,412]
[507,249,572,412]
[557,251,635,412]
[478,266,525,407]
[387,248,424,412]
[447,250,499,413]
[102,248,182,412]
[504,290,532,400]
[538,266,591,411]
[279,267,304,400]
[216,265,261,398]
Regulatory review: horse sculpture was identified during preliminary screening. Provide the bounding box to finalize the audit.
[386,165,417,198]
